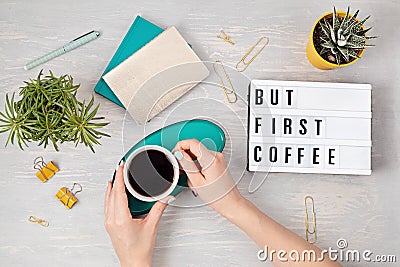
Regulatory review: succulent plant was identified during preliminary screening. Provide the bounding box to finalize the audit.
[0,70,110,152]
[318,6,377,65]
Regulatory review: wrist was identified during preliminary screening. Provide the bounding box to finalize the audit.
[221,195,250,222]
[120,257,151,267]
[121,261,151,267]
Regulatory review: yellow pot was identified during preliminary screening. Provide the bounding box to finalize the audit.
[306,11,365,70]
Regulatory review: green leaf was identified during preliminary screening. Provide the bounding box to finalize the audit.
[327,21,336,44]
[319,19,331,40]
[5,94,14,119]
[340,6,351,29]
[353,15,370,34]
[0,128,11,134]
[348,50,360,59]
[6,128,15,146]
[337,46,350,62]
[321,42,336,49]
[86,104,100,122]
[335,52,341,65]
[358,27,372,36]
[349,9,360,24]
[333,7,341,32]
[350,34,367,43]
[90,128,111,137]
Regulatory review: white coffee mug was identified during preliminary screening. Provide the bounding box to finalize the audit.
[123,145,179,202]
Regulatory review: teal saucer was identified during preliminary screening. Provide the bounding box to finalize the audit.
[113,119,226,217]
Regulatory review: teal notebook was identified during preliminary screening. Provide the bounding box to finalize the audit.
[94,16,163,107]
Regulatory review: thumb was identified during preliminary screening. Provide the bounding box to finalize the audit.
[146,197,171,229]
[174,150,205,187]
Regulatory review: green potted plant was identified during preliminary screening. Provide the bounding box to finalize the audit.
[0,70,110,152]
[306,6,377,70]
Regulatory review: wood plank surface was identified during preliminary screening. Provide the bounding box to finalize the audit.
[0,0,399,266]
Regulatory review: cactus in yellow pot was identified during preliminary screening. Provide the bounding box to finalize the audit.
[306,7,377,70]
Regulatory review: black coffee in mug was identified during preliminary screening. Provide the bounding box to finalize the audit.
[127,149,174,197]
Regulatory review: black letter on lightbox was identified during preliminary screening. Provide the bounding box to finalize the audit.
[255,89,263,105]
[254,146,262,162]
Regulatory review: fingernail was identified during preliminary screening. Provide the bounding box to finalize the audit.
[174,151,183,161]
[115,160,124,171]
[191,189,198,197]
[167,197,176,204]
[160,196,175,204]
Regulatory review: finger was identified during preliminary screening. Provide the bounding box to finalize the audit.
[159,195,176,205]
[175,139,207,157]
[112,163,131,219]
[175,150,205,188]
[104,181,112,216]
[113,191,131,220]
[187,178,194,189]
[175,139,216,168]
[108,162,122,209]
[146,199,169,229]
[113,162,125,194]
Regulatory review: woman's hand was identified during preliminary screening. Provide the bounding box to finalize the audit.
[174,140,341,267]
[173,139,244,218]
[104,163,172,267]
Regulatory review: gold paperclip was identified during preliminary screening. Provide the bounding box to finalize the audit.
[34,156,59,183]
[236,36,269,72]
[56,183,83,209]
[217,29,235,45]
[304,195,317,244]
[29,216,49,227]
[213,60,237,103]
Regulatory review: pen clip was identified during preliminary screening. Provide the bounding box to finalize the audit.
[72,30,95,41]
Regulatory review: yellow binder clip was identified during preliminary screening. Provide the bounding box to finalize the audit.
[56,183,82,209]
[34,156,59,183]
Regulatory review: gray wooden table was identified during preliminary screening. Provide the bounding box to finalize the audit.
[0,0,399,266]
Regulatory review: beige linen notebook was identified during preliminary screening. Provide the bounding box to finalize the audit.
[103,27,209,124]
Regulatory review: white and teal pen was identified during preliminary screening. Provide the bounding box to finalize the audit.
[24,30,100,70]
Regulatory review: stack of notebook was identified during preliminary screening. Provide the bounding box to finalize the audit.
[94,16,209,124]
